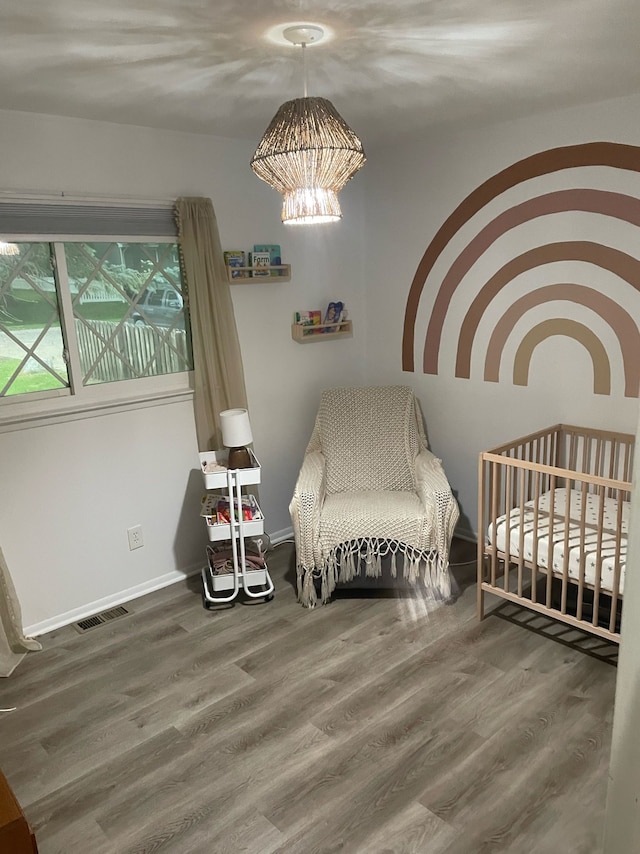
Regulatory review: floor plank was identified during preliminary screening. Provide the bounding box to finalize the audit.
[0,539,617,853]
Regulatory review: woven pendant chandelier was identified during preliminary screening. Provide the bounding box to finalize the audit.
[250,26,365,225]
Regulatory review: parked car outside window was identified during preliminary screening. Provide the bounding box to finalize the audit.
[131,287,185,329]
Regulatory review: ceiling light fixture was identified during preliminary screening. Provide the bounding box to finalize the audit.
[250,25,366,226]
[0,241,19,256]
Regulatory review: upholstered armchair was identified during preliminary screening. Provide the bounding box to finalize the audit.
[289,385,459,607]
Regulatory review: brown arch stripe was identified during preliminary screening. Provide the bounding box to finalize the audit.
[421,189,640,374]
[484,284,640,397]
[401,142,640,373]
[513,319,611,395]
[455,241,640,379]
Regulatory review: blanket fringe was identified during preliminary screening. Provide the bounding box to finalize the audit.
[300,567,318,608]
[296,538,452,607]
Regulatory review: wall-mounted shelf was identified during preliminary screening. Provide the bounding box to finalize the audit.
[227,265,291,283]
[291,320,353,343]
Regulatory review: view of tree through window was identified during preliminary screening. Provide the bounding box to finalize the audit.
[0,240,192,399]
[0,243,69,396]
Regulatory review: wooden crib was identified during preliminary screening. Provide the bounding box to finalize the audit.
[477,424,634,643]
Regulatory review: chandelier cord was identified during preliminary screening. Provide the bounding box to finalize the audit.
[302,42,308,98]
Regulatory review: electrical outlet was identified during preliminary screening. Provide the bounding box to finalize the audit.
[127,525,144,551]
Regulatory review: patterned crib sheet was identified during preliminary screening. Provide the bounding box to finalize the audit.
[489,487,628,594]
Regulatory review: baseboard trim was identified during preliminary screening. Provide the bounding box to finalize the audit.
[24,562,202,638]
[269,526,294,545]
[26,529,296,637]
[454,527,477,544]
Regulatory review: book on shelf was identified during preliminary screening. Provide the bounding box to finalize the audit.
[253,244,282,277]
[323,301,345,332]
[223,250,246,278]
[249,251,271,277]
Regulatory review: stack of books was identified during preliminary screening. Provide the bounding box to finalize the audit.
[224,245,285,278]
[293,302,347,334]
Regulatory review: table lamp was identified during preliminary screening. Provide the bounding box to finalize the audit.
[220,408,253,469]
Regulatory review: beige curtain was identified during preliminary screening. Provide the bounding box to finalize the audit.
[0,547,41,678]
[175,198,248,451]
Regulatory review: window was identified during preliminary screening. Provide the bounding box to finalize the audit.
[0,203,193,420]
[0,242,66,397]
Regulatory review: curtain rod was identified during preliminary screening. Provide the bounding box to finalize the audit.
[0,190,175,207]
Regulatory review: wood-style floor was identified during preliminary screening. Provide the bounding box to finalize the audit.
[0,539,617,854]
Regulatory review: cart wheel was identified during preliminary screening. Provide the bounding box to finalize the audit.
[202,594,212,610]
[264,592,275,602]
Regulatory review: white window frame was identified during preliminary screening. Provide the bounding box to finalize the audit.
[0,232,193,433]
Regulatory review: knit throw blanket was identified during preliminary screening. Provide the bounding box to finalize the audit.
[290,386,459,607]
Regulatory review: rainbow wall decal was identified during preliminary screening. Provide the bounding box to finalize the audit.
[402,142,640,397]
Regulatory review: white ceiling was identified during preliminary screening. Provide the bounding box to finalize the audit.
[2,0,640,149]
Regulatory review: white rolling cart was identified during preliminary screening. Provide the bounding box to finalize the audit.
[199,450,275,608]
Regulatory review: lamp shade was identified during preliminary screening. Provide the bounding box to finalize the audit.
[220,408,253,448]
[250,97,366,225]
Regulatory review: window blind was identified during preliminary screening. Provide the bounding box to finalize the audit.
[0,203,177,237]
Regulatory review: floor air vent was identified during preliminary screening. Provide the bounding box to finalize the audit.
[73,605,131,634]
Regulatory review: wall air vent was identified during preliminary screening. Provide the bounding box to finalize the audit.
[73,605,131,634]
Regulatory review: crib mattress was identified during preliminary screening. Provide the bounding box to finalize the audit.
[489,487,628,595]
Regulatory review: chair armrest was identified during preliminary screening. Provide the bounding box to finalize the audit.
[289,450,327,573]
[414,449,460,562]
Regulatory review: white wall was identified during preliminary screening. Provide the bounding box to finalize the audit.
[4,93,638,832]
[603,406,640,852]
[362,95,640,843]
[363,94,640,535]
[0,400,203,631]
[0,109,367,631]
[6,93,640,633]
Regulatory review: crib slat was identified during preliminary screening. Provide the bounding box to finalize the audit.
[531,470,541,604]
[518,470,525,597]
[623,440,633,489]
[576,480,588,622]
[592,485,606,629]
[609,493,625,634]
[581,435,590,480]
[595,438,603,480]
[560,478,572,615]
[608,442,617,499]
[526,441,533,500]
[547,475,556,609]
[504,464,512,592]
[569,430,578,474]
[490,462,499,588]
[541,433,549,490]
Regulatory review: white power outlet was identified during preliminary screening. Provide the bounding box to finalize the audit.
[127,525,144,551]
